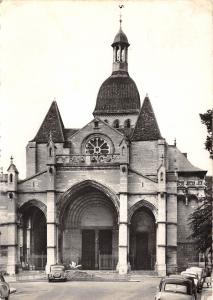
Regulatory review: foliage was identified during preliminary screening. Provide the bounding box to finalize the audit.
[199,109,212,155]
[188,197,212,253]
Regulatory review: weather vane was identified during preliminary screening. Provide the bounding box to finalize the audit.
[119,4,124,28]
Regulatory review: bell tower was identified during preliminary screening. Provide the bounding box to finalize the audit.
[112,5,130,73]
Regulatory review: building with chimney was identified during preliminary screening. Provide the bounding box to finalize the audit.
[0,23,206,276]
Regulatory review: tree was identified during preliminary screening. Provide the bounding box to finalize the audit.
[199,109,213,156]
[188,109,212,264]
[188,194,212,254]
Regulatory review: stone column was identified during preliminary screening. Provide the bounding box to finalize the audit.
[166,172,178,274]
[45,137,57,273]
[7,192,17,275]
[156,192,167,276]
[46,190,57,273]
[118,164,128,274]
[26,220,31,264]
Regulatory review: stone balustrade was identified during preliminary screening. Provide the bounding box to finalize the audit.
[56,153,120,165]
[177,180,205,188]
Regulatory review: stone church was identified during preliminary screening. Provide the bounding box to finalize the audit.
[0,24,206,276]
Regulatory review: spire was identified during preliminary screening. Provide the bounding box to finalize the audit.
[131,95,162,141]
[111,5,129,73]
[119,4,124,30]
[7,156,18,173]
[33,100,65,143]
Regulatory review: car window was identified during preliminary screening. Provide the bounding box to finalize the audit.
[164,283,188,294]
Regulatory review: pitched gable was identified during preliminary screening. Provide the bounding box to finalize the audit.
[131,96,162,141]
[33,101,65,143]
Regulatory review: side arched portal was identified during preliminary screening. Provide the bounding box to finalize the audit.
[129,203,157,270]
[58,180,119,270]
[18,200,47,270]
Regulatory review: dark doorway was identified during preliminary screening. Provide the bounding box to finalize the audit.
[82,230,95,269]
[99,230,112,255]
[136,232,150,270]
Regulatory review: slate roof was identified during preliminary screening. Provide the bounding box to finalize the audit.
[112,28,130,47]
[131,96,162,141]
[94,72,141,115]
[64,128,79,140]
[167,145,206,174]
[33,101,65,143]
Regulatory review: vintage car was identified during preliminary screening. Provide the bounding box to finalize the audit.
[0,274,16,300]
[186,267,206,291]
[48,264,67,282]
[181,271,200,293]
[155,277,196,300]
[169,275,197,300]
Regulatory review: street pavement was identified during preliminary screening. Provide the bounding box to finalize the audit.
[9,278,211,300]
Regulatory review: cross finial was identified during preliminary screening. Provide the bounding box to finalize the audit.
[10,156,13,165]
[119,4,124,29]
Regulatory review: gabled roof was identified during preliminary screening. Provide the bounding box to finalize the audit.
[167,145,206,174]
[33,101,65,143]
[131,96,162,141]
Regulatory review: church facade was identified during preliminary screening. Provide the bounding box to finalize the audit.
[0,25,206,276]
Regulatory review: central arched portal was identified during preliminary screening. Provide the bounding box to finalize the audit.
[129,206,156,270]
[59,183,119,270]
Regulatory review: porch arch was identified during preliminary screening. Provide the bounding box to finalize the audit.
[129,199,158,223]
[57,180,119,270]
[129,201,157,270]
[18,199,47,270]
[58,180,119,223]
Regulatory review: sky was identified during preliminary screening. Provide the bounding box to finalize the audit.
[0,0,212,179]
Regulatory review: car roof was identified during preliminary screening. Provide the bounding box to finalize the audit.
[50,264,64,267]
[162,276,192,284]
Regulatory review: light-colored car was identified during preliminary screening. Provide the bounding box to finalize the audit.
[48,264,67,282]
[186,267,206,291]
[0,274,16,300]
[181,271,200,293]
[155,277,196,300]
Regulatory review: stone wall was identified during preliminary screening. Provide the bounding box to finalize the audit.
[177,197,199,271]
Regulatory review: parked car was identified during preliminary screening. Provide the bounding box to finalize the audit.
[181,271,200,293]
[0,274,16,300]
[48,264,67,282]
[169,275,197,300]
[186,267,206,291]
[155,276,196,300]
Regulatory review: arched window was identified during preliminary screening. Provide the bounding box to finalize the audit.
[49,148,52,157]
[124,119,131,128]
[9,173,13,183]
[160,172,164,182]
[113,119,119,128]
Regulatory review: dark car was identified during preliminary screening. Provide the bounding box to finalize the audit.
[0,274,16,300]
[48,264,67,282]
[155,276,196,300]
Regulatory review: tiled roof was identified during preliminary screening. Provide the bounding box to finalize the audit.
[94,73,141,115]
[64,128,79,140]
[33,101,65,143]
[131,96,162,141]
[117,127,134,139]
[167,145,206,173]
[112,28,130,47]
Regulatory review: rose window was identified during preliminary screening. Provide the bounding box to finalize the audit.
[85,137,110,155]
